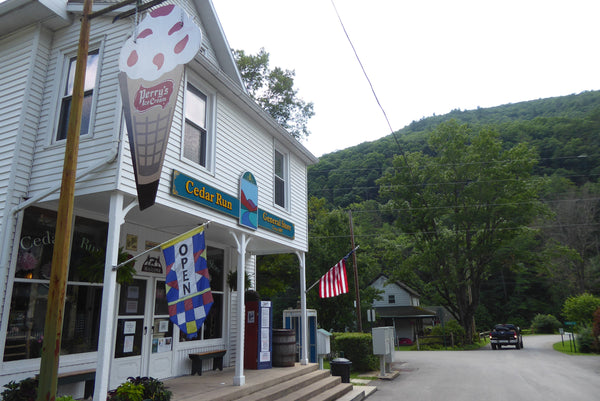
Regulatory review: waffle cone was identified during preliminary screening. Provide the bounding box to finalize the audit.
[119,65,183,209]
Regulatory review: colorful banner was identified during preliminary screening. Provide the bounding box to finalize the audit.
[161,226,212,339]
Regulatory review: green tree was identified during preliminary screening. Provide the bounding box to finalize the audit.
[234,48,314,140]
[305,197,357,331]
[378,120,548,342]
[562,293,600,325]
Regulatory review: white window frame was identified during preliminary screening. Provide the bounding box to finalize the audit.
[274,146,289,210]
[52,42,103,144]
[182,73,216,173]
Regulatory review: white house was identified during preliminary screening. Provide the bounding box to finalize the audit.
[368,274,436,344]
[0,0,317,399]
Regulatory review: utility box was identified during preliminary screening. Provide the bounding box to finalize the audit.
[316,329,332,369]
[372,326,394,375]
[283,309,317,363]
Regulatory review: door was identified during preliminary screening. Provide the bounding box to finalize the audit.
[147,279,174,378]
[111,278,148,387]
[110,277,174,388]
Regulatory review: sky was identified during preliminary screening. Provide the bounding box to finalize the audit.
[212,0,600,157]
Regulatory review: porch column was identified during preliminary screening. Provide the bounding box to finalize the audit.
[230,231,252,386]
[296,251,309,365]
[94,193,137,401]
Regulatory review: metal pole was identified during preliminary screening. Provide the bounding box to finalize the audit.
[36,1,93,399]
[348,211,362,332]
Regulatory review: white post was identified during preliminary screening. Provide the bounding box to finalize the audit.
[296,251,309,365]
[230,231,251,386]
[93,192,124,401]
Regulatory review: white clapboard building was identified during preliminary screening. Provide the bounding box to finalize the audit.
[0,0,317,398]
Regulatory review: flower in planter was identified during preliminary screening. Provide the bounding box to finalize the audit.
[17,251,39,272]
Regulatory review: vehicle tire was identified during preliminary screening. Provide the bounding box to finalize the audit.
[491,344,496,350]
[520,341,524,348]
[497,345,502,349]
[516,342,520,349]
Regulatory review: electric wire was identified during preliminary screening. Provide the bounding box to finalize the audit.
[330,0,410,169]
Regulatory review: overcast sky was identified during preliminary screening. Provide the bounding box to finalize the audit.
[212,0,600,157]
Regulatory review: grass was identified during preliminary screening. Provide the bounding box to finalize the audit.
[552,340,598,356]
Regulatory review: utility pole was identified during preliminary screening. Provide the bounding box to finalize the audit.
[36,1,93,399]
[348,210,362,332]
[36,1,163,399]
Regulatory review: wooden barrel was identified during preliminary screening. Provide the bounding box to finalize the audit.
[272,329,296,367]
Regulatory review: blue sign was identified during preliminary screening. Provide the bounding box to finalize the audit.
[171,170,294,239]
[171,171,238,217]
[258,209,295,239]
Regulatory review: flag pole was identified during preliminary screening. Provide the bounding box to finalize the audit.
[349,210,362,332]
[114,221,211,269]
[305,245,359,294]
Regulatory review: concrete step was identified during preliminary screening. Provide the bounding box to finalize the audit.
[278,375,349,401]
[304,381,355,401]
[236,369,332,401]
[336,385,377,401]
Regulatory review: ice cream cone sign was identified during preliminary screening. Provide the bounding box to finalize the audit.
[119,5,202,210]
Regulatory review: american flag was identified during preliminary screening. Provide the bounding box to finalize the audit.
[319,258,349,298]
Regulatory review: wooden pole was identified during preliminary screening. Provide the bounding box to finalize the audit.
[36,1,93,399]
[348,210,362,332]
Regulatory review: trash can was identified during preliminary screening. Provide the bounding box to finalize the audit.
[330,357,352,383]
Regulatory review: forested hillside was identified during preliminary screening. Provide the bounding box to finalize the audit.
[309,90,600,206]
[300,90,600,336]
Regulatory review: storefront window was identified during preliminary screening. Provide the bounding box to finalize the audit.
[179,246,224,341]
[4,207,107,362]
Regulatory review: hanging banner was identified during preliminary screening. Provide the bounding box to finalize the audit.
[161,226,212,339]
[119,5,202,210]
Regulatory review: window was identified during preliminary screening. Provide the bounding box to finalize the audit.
[274,149,287,208]
[4,207,107,361]
[184,84,208,167]
[56,50,99,141]
[178,246,224,341]
[388,295,395,304]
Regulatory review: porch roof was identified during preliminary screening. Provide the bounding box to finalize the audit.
[375,306,437,319]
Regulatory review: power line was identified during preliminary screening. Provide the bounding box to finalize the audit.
[308,153,598,175]
[309,221,600,240]
[330,0,408,165]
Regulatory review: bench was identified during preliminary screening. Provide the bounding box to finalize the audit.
[37,369,95,398]
[188,350,226,376]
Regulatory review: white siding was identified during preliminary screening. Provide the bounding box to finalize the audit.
[371,276,413,308]
[0,26,52,316]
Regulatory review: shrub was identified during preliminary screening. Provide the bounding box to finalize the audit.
[1,377,38,401]
[576,326,597,353]
[107,377,172,401]
[431,320,466,345]
[331,332,378,372]
[530,314,562,334]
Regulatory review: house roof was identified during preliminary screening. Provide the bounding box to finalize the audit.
[374,306,437,318]
[0,0,318,165]
[369,273,421,298]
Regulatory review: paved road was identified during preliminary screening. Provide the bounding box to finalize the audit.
[368,335,600,401]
